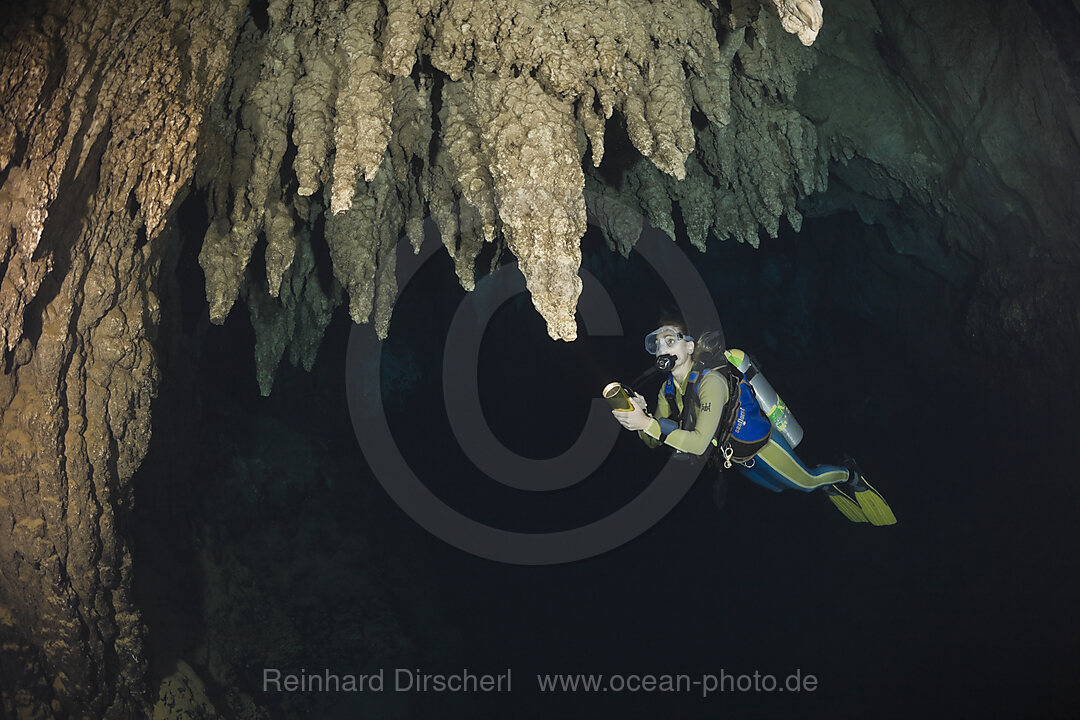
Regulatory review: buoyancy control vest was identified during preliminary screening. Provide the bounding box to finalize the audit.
[662,359,772,467]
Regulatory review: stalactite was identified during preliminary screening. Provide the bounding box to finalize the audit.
[194,0,822,348]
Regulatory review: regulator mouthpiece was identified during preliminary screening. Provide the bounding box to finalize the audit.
[655,354,676,372]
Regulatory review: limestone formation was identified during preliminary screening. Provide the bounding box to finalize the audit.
[243,215,342,397]
[190,0,821,345]
[331,0,394,214]
[771,0,824,46]
[0,0,246,715]
[730,0,824,46]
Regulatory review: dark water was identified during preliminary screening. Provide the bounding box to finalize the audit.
[133,211,1080,718]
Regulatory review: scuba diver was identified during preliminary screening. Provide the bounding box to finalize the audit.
[610,321,896,525]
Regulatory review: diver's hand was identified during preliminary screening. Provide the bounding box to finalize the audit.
[612,393,652,431]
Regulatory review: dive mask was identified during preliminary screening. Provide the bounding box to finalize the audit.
[645,327,693,373]
[644,327,693,355]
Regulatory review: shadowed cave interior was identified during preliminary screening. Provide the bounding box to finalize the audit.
[128,188,1080,719]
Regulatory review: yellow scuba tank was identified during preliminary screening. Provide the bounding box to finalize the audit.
[724,349,804,447]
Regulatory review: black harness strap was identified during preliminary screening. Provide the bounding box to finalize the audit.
[663,362,770,466]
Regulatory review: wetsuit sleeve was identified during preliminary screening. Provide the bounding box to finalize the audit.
[638,388,671,448]
[641,372,728,455]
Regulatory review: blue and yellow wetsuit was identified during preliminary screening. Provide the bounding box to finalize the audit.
[640,362,850,493]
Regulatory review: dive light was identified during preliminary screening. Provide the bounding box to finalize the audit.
[603,382,634,411]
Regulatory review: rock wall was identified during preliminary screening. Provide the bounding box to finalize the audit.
[0,0,245,715]
[795,0,1080,403]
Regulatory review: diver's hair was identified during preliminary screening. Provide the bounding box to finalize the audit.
[655,313,688,335]
[652,319,686,336]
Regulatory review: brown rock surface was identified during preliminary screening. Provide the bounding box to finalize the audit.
[0,0,245,715]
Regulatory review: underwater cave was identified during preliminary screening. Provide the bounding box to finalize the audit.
[1,0,1079,717]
